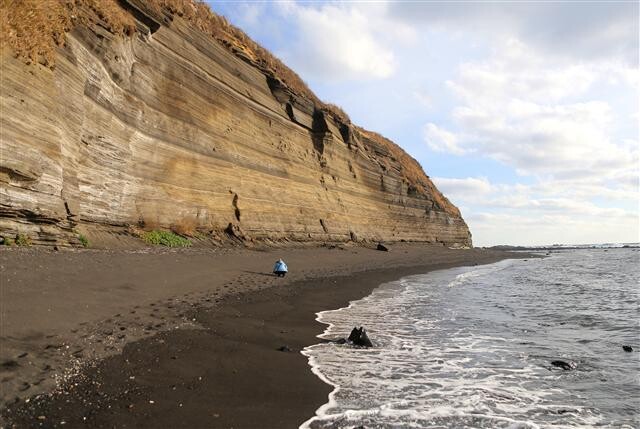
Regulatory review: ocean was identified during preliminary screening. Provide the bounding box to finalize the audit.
[301,248,640,429]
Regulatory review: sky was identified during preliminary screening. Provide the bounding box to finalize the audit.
[209,0,639,247]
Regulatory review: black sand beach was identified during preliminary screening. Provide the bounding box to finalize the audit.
[1,245,522,428]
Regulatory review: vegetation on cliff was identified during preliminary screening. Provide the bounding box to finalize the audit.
[1,0,345,117]
[0,0,135,66]
[141,230,192,247]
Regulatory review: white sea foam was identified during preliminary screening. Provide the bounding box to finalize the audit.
[446,258,515,288]
[301,251,640,428]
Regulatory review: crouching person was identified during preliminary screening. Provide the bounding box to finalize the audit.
[273,259,288,277]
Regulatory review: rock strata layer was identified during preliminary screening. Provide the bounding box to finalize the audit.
[0,1,472,247]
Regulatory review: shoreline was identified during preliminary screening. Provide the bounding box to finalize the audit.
[1,245,527,427]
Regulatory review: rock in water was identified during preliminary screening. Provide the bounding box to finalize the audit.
[376,243,389,252]
[358,329,373,347]
[622,345,633,352]
[348,327,360,343]
[348,327,373,347]
[551,360,576,370]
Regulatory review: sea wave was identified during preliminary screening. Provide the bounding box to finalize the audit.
[301,250,639,428]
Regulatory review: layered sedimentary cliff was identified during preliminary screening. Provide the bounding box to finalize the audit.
[0,0,472,247]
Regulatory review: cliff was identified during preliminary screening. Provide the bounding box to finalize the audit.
[0,0,472,247]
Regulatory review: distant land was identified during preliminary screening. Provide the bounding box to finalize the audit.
[488,243,640,250]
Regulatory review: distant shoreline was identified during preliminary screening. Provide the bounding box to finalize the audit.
[1,245,527,427]
[487,244,639,251]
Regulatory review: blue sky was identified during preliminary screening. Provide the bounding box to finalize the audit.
[209,1,639,246]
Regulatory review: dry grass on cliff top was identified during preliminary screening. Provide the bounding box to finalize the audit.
[0,0,348,123]
[357,127,460,216]
[0,0,135,66]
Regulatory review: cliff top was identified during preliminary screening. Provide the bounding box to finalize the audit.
[1,0,338,115]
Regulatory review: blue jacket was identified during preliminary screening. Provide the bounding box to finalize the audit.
[273,260,288,272]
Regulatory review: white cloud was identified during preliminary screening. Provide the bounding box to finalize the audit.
[519,179,639,204]
[427,40,639,187]
[433,176,492,197]
[423,123,467,155]
[388,2,639,65]
[443,176,639,246]
[447,41,600,103]
[467,211,639,247]
[452,99,634,178]
[274,3,415,81]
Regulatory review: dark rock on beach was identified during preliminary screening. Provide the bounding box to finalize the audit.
[376,243,389,252]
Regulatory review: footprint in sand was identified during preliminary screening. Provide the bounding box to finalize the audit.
[2,360,20,370]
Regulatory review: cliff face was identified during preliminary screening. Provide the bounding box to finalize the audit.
[0,0,472,247]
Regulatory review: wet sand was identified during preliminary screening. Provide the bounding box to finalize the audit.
[0,244,524,427]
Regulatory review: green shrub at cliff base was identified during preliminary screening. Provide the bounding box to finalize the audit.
[15,234,31,246]
[141,230,192,247]
[78,234,89,247]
